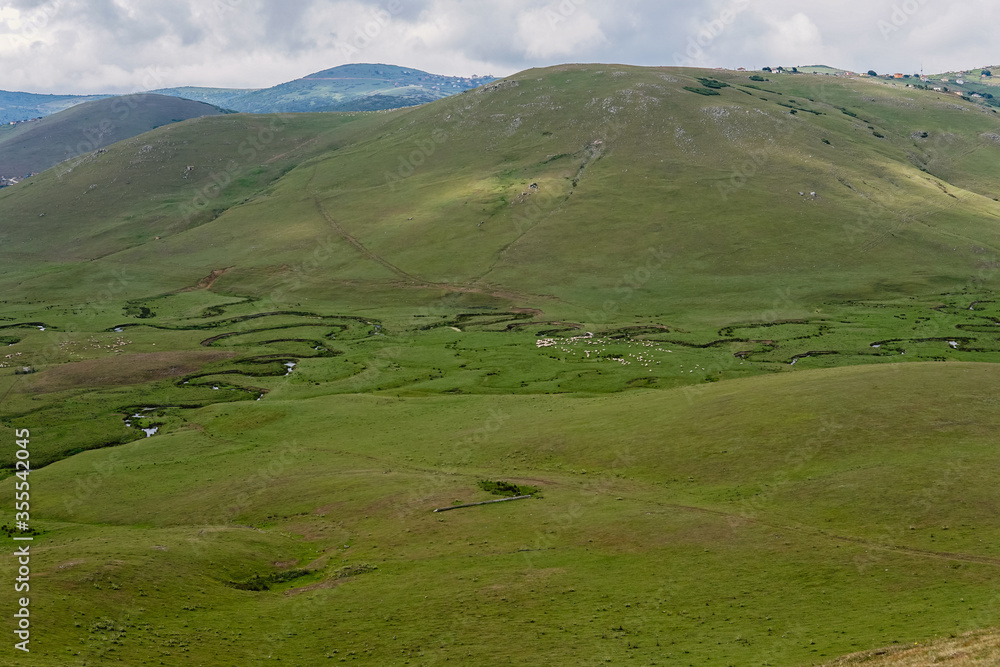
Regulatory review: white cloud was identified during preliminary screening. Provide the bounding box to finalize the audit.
[517,4,606,59]
[2,0,1000,94]
[761,12,823,63]
[0,6,23,28]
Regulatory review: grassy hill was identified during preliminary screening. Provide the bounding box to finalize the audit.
[1,64,1000,664]
[6,64,1000,320]
[0,94,228,180]
[151,63,497,113]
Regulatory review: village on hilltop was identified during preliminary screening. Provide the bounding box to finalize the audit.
[715,64,999,103]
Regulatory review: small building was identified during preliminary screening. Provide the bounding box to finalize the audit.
[893,73,904,79]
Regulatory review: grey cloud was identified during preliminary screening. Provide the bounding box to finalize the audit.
[258,0,320,54]
[4,0,1000,94]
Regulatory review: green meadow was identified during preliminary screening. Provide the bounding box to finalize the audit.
[2,65,1000,665]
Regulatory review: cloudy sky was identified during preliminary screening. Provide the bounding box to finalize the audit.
[0,0,995,94]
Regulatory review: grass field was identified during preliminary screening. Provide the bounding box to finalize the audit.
[2,64,1000,665]
[1,290,999,665]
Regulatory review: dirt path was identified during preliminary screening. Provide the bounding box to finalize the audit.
[263,135,327,165]
[822,533,1000,567]
[180,267,233,292]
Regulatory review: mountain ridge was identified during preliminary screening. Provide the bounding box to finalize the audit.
[151,63,497,113]
[0,63,497,123]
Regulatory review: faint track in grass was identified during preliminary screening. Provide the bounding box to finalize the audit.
[312,195,428,285]
[309,190,551,307]
[659,502,1000,567]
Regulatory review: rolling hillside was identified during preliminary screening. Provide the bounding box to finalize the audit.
[151,63,497,113]
[0,94,228,180]
[5,64,1000,320]
[2,64,1000,665]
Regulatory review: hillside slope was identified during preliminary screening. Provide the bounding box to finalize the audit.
[0,94,227,179]
[4,64,1000,322]
[3,356,1000,665]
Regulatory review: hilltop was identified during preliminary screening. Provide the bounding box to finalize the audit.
[0,94,227,180]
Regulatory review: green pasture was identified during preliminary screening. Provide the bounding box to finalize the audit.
[1,287,999,665]
[3,64,1000,664]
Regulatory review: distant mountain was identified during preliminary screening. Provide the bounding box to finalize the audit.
[0,94,227,180]
[140,86,259,110]
[0,90,110,124]
[151,63,496,113]
[0,64,495,126]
